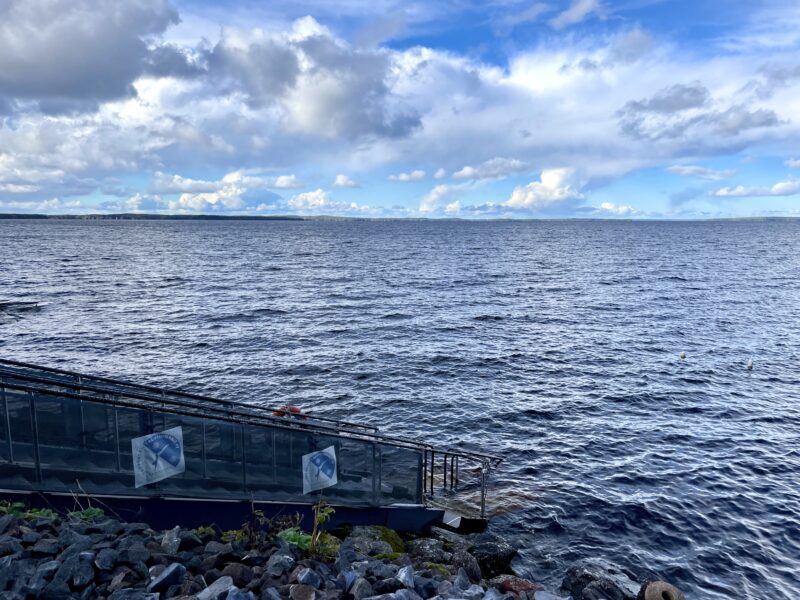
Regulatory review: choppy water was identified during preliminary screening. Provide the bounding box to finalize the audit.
[1,219,799,598]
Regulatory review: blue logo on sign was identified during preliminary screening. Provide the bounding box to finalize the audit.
[144,432,182,468]
[310,452,336,478]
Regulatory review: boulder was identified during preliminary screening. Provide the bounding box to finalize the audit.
[351,577,374,600]
[407,539,449,564]
[148,562,187,593]
[266,552,296,577]
[162,526,181,554]
[561,559,639,600]
[222,563,255,588]
[197,575,235,600]
[469,538,517,579]
[95,547,119,571]
[262,588,282,600]
[490,575,543,595]
[397,565,415,588]
[637,581,685,600]
[107,590,160,600]
[295,567,322,589]
[533,592,570,600]
[31,538,61,557]
[452,551,482,583]
[228,587,258,600]
[290,583,317,600]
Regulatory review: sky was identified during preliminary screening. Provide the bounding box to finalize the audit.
[1,0,799,219]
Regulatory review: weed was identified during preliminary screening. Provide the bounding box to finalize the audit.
[68,507,105,521]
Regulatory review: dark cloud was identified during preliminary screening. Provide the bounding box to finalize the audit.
[144,44,204,79]
[0,0,179,110]
[624,82,710,114]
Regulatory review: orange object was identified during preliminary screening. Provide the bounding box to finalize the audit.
[272,404,302,417]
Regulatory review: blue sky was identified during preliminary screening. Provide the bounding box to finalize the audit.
[1,0,799,218]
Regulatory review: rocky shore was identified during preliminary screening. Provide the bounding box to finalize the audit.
[0,507,684,600]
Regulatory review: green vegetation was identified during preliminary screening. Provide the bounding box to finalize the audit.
[375,526,405,552]
[277,527,312,552]
[0,501,57,520]
[374,552,403,561]
[221,528,249,544]
[423,562,451,577]
[68,507,105,521]
[192,526,217,541]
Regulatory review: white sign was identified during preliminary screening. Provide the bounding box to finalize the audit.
[132,426,186,488]
[302,445,338,494]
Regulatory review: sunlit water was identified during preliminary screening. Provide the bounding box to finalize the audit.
[1,219,799,598]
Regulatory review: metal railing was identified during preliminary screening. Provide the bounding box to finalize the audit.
[0,359,501,516]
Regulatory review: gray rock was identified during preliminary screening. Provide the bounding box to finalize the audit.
[637,581,685,600]
[452,551,482,583]
[454,568,471,592]
[31,537,61,556]
[266,552,296,577]
[25,559,60,595]
[222,562,255,587]
[0,514,18,535]
[72,559,95,588]
[118,542,150,565]
[469,539,516,579]
[561,559,639,600]
[148,562,186,593]
[397,565,415,588]
[373,578,405,595]
[407,539,449,564]
[351,577,375,600]
[228,587,258,600]
[437,580,453,597]
[205,540,233,555]
[482,589,505,600]
[262,587,283,600]
[463,584,486,600]
[533,592,570,600]
[97,519,126,536]
[395,589,424,600]
[336,569,359,591]
[296,567,322,589]
[162,526,181,554]
[198,575,235,600]
[414,576,438,599]
[0,536,24,557]
[290,583,317,600]
[107,590,160,600]
[59,527,91,548]
[96,547,119,570]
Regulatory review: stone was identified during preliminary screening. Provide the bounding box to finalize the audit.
[397,565,415,588]
[637,581,685,600]
[266,552,296,577]
[162,526,181,554]
[222,562,255,587]
[0,514,19,535]
[96,547,119,570]
[108,590,160,600]
[72,559,95,588]
[407,539,449,564]
[109,566,139,592]
[463,584,486,600]
[395,589,424,600]
[295,567,322,589]
[206,540,234,555]
[533,592,570,600]
[452,551,482,583]
[31,537,61,556]
[469,539,517,579]
[413,576,438,599]
[59,527,91,548]
[0,537,24,557]
[336,569,358,591]
[179,530,204,551]
[351,577,374,600]
[228,587,258,600]
[98,519,126,536]
[373,578,405,595]
[197,575,235,600]
[290,583,317,600]
[262,587,283,600]
[118,543,150,565]
[454,568,471,592]
[149,562,187,593]
[561,559,639,600]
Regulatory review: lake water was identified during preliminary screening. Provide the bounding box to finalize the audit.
[1,219,799,598]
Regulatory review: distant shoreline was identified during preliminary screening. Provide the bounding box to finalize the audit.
[0,213,798,223]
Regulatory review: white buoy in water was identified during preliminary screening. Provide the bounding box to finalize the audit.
[746,359,753,370]
[679,352,686,360]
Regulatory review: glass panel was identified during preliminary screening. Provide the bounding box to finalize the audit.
[0,388,36,489]
[0,387,10,463]
[203,420,244,494]
[379,445,422,504]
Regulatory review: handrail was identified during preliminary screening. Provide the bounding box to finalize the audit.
[0,360,502,466]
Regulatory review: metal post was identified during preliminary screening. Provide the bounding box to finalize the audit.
[29,392,42,483]
[372,443,379,505]
[416,450,424,503]
[241,423,247,492]
[271,428,276,483]
[422,450,427,496]
[1,384,13,463]
[443,454,447,489]
[480,463,487,519]
[455,456,459,487]
[114,408,121,472]
[450,454,455,490]
[429,451,434,495]
[202,420,208,479]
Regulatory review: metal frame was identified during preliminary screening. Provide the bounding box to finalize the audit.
[0,360,502,517]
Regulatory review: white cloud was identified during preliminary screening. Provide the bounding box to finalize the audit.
[389,169,425,182]
[667,165,736,181]
[420,184,460,213]
[444,200,462,214]
[453,157,527,180]
[712,180,800,197]
[271,174,304,189]
[167,171,280,211]
[786,158,800,168]
[434,168,446,180]
[333,174,360,188]
[550,0,603,30]
[0,183,40,193]
[598,201,638,215]
[503,168,584,209]
[288,188,330,209]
